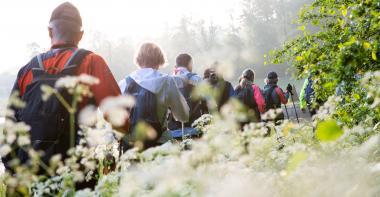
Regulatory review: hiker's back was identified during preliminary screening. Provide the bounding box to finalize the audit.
[236,83,254,107]
[169,72,205,130]
[263,84,282,110]
[235,83,261,122]
[17,49,91,166]
[122,76,162,150]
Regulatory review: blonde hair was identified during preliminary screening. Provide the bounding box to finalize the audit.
[135,42,166,68]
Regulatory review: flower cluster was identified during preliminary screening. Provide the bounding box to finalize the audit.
[1,72,379,196]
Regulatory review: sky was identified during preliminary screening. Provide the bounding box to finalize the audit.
[0,0,240,74]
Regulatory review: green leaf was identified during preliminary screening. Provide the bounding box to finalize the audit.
[344,37,357,46]
[341,6,348,17]
[296,56,304,61]
[363,42,371,50]
[316,120,343,141]
[298,25,306,32]
[372,51,377,61]
[353,93,360,100]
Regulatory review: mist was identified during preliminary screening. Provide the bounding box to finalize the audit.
[0,0,312,103]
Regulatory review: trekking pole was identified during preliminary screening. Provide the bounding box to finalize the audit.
[288,84,300,123]
[284,104,290,120]
[181,122,185,141]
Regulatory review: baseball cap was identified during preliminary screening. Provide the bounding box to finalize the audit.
[267,71,278,79]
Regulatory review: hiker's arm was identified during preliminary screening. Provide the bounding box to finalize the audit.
[167,78,189,122]
[299,79,308,110]
[189,74,203,86]
[275,87,288,104]
[88,54,121,105]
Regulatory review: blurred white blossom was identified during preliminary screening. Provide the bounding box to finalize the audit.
[100,95,135,127]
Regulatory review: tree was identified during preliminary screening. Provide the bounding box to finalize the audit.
[270,0,380,125]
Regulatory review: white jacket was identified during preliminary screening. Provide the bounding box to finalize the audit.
[119,68,189,125]
[172,67,203,88]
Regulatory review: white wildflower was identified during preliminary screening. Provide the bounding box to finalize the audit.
[79,105,98,126]
[86,128,115,147]
[100,95,135,127]
[78,74,100,85]
[55,76,78,89]
[55,74,99,89]
[49,154,62,166]
[41,85,56,101]
[0,144,12,156]
[6,133,16,144]
[17,135,31,146]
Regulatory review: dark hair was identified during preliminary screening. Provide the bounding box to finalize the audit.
[204,68,219,85]
[176,53,192,68]
[242,69,255,82]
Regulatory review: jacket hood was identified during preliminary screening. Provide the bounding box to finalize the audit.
[128,68,169,94]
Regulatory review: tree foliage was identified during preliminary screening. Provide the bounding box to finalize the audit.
[270,0,380,125]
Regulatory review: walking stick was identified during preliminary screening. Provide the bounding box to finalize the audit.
[288,84,300,123]
[284,104,290,120]
[181,122,185,141]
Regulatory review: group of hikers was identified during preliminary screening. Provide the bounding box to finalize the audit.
[4,2,318,178]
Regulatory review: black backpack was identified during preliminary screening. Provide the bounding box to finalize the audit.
[235,84,261,122]
[168,73,205,130]
[263,85,278,111]
[122,77,163,150]
[16,49,91,167]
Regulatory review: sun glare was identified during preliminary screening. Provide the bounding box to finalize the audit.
[0,0,238,73]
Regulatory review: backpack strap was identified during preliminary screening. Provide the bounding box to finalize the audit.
[63,49,91,70]
[124,76,137,95]
[36,54,45,69]
[34,49,91,71]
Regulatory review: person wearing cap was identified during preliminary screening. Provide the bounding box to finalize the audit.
[6,2,123,170]
[262,71,290,121]
[234,69,266,123]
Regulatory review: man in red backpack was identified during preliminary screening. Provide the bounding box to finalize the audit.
[6,2,123,169]
[262,71,290,123]
[235,69,266,124]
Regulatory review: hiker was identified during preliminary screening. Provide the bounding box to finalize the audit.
[203,67,235,111]
[262,71,290,122]
[234,69,266,124]
[119,42,189,150]
[299,76,318,116]
[5,2,123,170]
[168,54,206,138]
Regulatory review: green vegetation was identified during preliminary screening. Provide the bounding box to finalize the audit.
[270,0,380,125]
[0,0,379,196]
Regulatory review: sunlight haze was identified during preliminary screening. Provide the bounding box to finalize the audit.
[0,0,239,73]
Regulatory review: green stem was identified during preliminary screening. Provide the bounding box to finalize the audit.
[69,91,79,149]
[69,112,75,148]
[54,92,72,113]
[53,89,78,148]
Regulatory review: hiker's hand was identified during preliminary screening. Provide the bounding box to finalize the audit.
[286,84,293,93]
